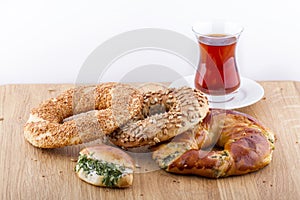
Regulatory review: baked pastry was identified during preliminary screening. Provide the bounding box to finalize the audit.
[153,109,275,178]
[109,87,209,148]
[75,145,134,187]
[24,83,143,148]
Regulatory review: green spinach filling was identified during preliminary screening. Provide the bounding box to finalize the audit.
[75,153,126,187]
[162,152,179,168]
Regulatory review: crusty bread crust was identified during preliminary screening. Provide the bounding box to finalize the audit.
[24,83,143,148]
[153,109,275,178]
[80,145,134,168]
[76,145,134,188]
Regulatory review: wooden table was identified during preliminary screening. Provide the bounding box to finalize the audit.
[0,82,299,200]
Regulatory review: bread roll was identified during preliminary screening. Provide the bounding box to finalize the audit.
[109,87,209,148]
[75,145,135,187]
[153,109,275,178]
[24,82,143,148]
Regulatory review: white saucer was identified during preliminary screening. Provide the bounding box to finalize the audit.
[169,75,264,109]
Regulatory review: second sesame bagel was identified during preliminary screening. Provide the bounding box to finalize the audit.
[109,87,209,148]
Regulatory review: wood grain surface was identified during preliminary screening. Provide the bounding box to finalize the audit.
[0,82,299,200]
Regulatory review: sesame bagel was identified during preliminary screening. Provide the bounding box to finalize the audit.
[109,87,209,148]
[152,109,275,178]
[24,83,143,148]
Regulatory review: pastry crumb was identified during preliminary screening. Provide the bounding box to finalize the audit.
[135,164,141,168]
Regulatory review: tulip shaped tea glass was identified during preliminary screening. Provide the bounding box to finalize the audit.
[193,22,243,103]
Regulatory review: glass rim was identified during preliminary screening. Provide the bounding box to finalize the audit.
[192,21,244,38]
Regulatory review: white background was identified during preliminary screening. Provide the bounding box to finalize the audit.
[0,0,299,85]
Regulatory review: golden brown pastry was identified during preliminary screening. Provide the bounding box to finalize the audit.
[24,83,143,148]
[109,87,209,148]
[153,109,275,178]
[75,145,135,188]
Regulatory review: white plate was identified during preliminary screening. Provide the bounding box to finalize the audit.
[169,75,264,109]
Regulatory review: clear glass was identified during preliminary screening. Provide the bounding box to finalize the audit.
[192,21,243,103]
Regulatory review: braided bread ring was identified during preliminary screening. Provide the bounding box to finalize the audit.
[153,109,275,178]
[24,83,143,148]
[109,87,209,148]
